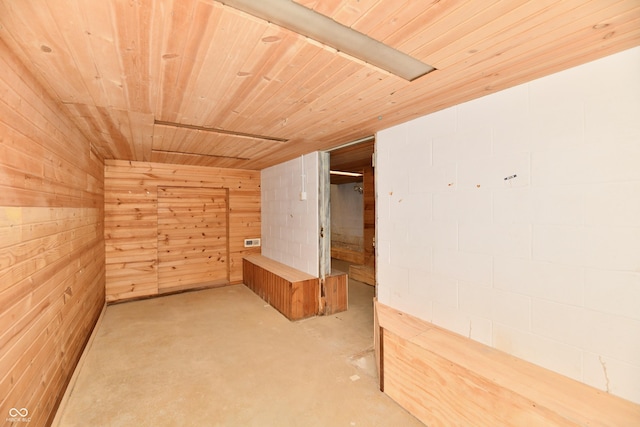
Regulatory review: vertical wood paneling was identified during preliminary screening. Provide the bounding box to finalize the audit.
[324,272,348,315]
[104,160,260,302]
[0,39,104,426]
[243,255,319,321]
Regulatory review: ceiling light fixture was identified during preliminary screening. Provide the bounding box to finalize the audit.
[219,0,435,82]
[330,170,363,177]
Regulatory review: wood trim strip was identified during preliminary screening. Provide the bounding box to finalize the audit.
[154,119,288,143]
[151,149,251,161]
[50,303,107,426]
[379,326,384,393]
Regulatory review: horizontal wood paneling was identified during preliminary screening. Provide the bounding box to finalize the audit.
[104,160,260,302]
[375,302,640,427]
[329,138,374,184]
[348,264,375,287]
[330,246,365,265]
[157,186,229,293]
[0,38,105,426]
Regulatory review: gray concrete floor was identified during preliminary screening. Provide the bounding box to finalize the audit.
[54,263,423,426]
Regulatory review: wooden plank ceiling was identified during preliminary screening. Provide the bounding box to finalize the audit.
[330,138,373,184]
[1,0,639,170]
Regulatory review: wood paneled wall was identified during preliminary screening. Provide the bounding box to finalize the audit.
[0,39,105,426]
[105,160,260,302]
[157,187,229,293]
[375,301,640,426]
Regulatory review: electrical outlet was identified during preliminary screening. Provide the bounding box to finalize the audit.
[244,238,261,247]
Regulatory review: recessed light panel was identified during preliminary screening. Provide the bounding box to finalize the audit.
[220,0,435,81]
[330,170,364,177]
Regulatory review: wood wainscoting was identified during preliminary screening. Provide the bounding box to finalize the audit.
[105,160,260,302]
[374,301,640,427]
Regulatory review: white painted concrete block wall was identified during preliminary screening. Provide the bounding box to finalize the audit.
[376,47,640,404]
[331,183,364,246]
[261,152,319,276]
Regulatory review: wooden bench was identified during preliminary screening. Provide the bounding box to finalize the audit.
[374,301,640,427]
[243,255,319,321]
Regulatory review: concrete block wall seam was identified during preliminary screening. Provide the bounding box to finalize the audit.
[376,46,640,404]
[331,183,364,242]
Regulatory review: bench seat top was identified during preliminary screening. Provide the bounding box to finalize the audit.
[244,254,316,283]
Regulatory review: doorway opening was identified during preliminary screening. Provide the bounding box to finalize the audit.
[327,137,375,292]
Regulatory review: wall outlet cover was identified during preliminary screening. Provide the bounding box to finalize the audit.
[244,238,261,247]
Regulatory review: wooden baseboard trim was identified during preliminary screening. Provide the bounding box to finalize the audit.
[107,281,234,305]
[51,302,107,427]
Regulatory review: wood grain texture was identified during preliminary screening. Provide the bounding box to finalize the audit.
[0,38,105,426]
[243,255,319,321]
[348,264,374,287]
[157,186,229,292]
[0,0,637,170]
[373,297,381,386]
[323,272,348,315]
[329,138,374,184]
[375,302,640,427]
[362,166,375,269]
[330,246,365,264]
[104,160,260,302]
